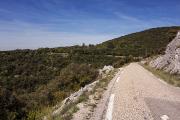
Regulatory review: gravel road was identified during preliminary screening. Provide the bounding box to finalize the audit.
[94,63,180,120]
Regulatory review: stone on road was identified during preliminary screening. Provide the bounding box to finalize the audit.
[160,115,169,120]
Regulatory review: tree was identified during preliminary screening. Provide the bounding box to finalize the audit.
[107,42,115,49]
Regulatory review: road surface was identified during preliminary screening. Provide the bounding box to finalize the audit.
[103,63,180,120]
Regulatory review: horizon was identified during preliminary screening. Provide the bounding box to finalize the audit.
[0,0,180,50]
[1,26,179,51]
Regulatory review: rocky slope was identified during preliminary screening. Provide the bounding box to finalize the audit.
[150,31,180,74]
[43,66,115,120]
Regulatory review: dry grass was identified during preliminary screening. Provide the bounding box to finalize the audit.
[140,63,180,87]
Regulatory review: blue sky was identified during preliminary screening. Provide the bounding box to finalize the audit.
[0,0,180,50]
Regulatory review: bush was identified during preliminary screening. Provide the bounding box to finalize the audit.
[57,63,98,92]
[0,88,26,120]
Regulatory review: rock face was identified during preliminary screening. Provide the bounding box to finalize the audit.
[52,80,99,117]
[150,31,180,74]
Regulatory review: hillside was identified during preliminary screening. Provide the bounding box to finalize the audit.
[1,26,180,120]
[0,48,121,120]
[98,26,180,57]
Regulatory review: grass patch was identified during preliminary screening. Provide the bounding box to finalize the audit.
[77,92,89,103]
[54,102,79,120]
[54,93,88,120]
[140,63,180,87]
[96,70,117,89]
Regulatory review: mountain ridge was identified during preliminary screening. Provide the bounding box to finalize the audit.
[97,26,180,57]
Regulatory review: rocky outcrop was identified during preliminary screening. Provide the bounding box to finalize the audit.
[99,65,114,78]
[52,80,99,117]
[45,65,114,119]
[150,31,180,74]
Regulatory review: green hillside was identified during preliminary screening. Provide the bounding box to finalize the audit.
[97,26,180,57]
[1,26,180,120]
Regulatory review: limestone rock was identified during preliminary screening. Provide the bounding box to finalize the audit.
[52,80,99,117]
[150,31,180,74]
[99,65,114,78]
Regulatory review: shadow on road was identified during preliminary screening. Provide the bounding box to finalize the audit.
[144,97,180,120]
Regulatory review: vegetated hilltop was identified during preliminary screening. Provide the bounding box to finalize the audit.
[0,26,180,120]
[97,26,180,57]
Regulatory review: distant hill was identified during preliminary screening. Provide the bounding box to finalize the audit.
[97,26,180,57]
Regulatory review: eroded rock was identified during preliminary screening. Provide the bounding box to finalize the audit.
[99,65,114,78]
[150,31,180,74]
[52,80,99,117]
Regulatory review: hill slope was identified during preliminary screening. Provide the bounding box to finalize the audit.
[97,26,180,57]
[1,26,180,119]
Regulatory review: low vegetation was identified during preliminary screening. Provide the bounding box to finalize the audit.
[0,53,98,120]
[0,48,124,120]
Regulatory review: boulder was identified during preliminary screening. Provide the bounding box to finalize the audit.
[99,65,114,77]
